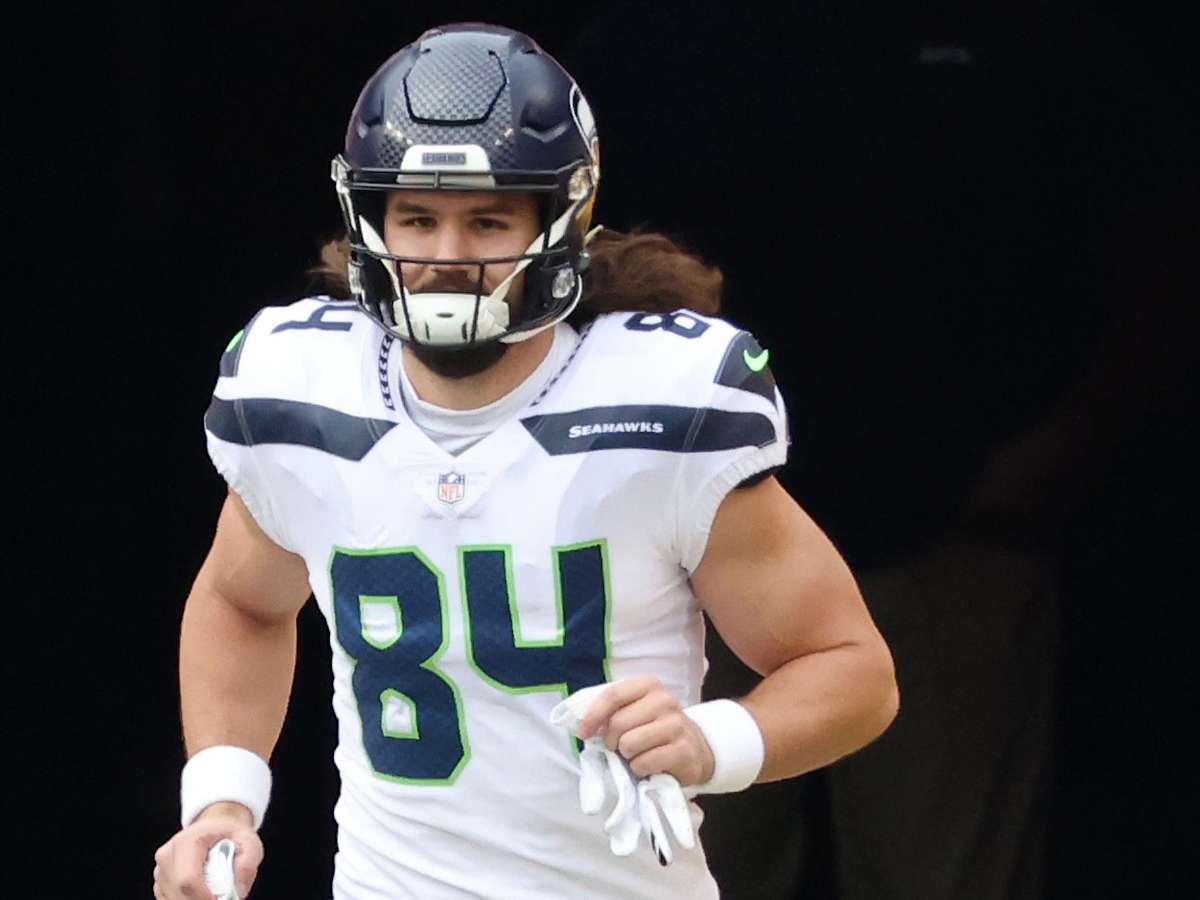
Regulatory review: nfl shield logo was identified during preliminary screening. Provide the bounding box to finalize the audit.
[437,471,466,505]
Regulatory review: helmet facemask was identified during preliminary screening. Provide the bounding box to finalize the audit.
[332,155,597,349]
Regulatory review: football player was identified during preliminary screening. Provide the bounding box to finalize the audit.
[153,23,897,900]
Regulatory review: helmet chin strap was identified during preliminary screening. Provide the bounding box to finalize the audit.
[356,196,584,345]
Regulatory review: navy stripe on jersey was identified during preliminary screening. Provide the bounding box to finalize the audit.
[219,310,263,378]
[521,405,776,455]
[713,331,777,404]
[205,397,396,460]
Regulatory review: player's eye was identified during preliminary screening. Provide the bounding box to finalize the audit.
[474,217,508,231]
[396,216,436,228]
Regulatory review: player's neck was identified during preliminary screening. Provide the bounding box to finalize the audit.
[401,329,556,411]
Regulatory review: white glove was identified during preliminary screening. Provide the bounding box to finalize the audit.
[577,734,641,856]
[550,683,698,866]
[638,773,697,866]
[203,838,240,900]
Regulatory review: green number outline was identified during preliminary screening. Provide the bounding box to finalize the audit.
[328,545,472,786]
[459,540,613,758]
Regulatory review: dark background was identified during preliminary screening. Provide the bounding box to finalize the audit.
[31,1,1195,897]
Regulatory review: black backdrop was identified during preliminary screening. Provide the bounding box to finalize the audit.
[30,2,1196,897]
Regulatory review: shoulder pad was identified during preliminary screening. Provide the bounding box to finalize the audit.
[214,298,365,400]
[585,310,778,405]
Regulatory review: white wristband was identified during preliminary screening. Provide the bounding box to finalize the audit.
[180,745,272,830]
[683,699,765,794]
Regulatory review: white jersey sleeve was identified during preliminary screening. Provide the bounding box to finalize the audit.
[669,318,790,572]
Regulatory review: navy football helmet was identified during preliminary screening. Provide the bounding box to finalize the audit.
[331,23,601,347]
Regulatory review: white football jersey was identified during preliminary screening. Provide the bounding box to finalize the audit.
[205,298,789,899]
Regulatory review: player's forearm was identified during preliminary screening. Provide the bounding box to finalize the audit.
[179,583,298,760]
[740,639,898,783]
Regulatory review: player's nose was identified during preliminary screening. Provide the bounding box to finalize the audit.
[432,223,471,261]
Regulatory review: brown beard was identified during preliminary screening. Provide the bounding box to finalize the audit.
[408,340,509,378]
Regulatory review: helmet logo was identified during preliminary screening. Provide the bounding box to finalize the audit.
[570,84,599,167]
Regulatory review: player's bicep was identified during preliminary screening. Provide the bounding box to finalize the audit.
[690,477,878,677]
[191,490,312,623]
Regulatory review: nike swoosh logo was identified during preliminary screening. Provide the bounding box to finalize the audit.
[743,348,770,372]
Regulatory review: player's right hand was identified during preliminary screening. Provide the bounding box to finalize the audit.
[153,803,262,899]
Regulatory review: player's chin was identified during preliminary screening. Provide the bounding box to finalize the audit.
[408,340,508,378]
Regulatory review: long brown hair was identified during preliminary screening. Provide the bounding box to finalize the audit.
[305,226,724,324]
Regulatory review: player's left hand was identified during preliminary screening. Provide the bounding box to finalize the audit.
[550,679,708,865]
[576,676,715,787]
